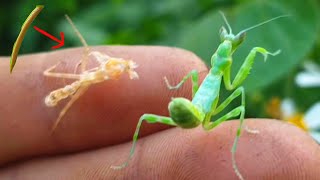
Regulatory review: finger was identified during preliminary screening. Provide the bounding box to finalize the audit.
[0,120,319,179]
[0,46,208,165]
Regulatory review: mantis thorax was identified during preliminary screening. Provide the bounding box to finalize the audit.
[211,41,232,72]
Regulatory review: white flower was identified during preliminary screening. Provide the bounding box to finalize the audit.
[280,98,320,143]
[295,61,320,88]
[266,97,320,143]
[304,102,320,143]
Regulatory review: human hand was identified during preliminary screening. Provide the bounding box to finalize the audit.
[0,46,319,179]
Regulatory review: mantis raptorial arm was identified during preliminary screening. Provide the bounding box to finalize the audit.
[223,47,281,90]
[44,63,82,80]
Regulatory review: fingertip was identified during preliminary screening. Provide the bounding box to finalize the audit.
[0,46,208,165]
[1,119,319,179]
[111,119,320,179]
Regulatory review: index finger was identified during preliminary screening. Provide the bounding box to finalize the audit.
[0,46,208,166]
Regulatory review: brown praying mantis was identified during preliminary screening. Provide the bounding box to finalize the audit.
[8,7,139,131]
[43,15,139,132]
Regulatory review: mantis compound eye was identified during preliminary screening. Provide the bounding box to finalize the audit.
[235,31,246,42]
[219,26,228,41]
[232,31,246,49]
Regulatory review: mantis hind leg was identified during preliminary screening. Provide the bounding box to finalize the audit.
[51,85,90,133]
[111,114,176,170]
[202,86,247,180]
[164,70,199,97]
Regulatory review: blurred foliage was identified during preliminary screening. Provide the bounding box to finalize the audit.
[1,0,320,119]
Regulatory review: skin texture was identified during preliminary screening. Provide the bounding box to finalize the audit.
[0,46,319,179]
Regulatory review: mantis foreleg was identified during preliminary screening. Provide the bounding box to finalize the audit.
[44,63,82,80]
[224,47,280,90]
[111,114,177,170]
[164,70,199,97]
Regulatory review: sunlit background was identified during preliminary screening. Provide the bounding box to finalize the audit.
[1,0,320,141]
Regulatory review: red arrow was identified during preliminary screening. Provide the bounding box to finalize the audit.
[33,26,64,49]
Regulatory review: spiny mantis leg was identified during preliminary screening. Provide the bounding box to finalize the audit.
[44,62,99,79]
[44,63,82,80]
[111,114,177,170]
[206,106,245,180]
[224,47,281,90]
[202,86,246,180]
[212,87,244,116]
[51,85,90,133]
[164,69,199,97]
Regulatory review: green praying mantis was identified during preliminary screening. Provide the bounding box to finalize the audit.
[8,6,288,179]
[111,12,288,180]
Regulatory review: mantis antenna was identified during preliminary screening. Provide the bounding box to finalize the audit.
[219,11,233,34]
[219,11,290,35]
[239,14,291,34]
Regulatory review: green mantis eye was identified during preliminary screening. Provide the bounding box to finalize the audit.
[219,26,228,42]
[232,31,246,48]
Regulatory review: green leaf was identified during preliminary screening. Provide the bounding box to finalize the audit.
[10,5,44,73]
[177,0,319,92]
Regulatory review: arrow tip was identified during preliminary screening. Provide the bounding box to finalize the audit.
[51,32,64,49]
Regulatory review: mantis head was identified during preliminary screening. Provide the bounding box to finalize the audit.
[219,11,290,53]
[219,26,246,53]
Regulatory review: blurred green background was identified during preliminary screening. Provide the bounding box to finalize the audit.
[1,0,320,121]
